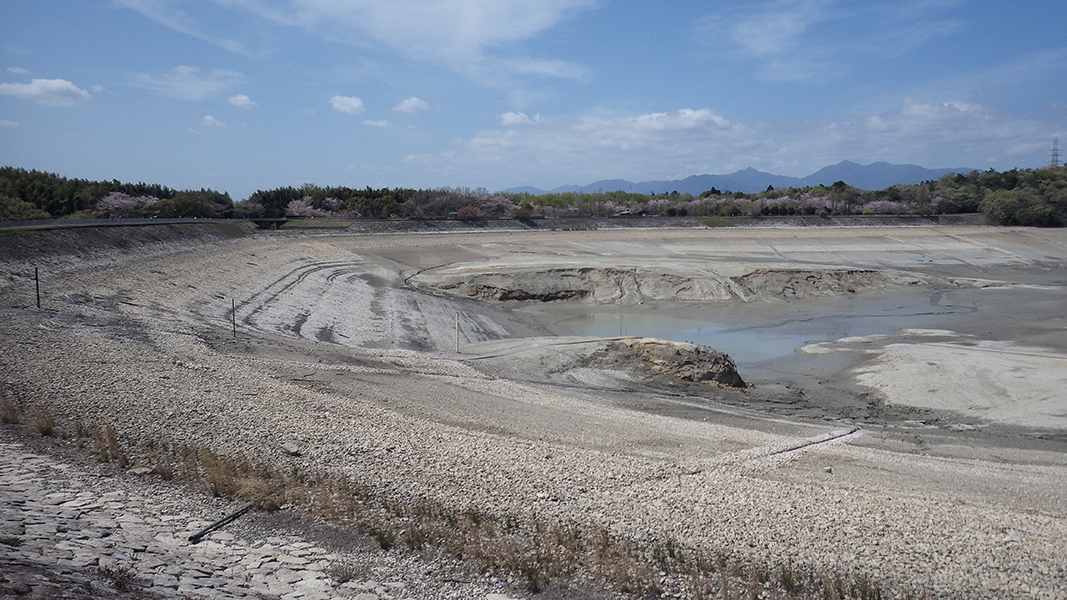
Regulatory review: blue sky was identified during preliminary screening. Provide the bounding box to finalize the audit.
[1,1,1065,199]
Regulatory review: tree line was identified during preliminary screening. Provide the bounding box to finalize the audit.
[2,165,1065,226]
[0,167,232,220]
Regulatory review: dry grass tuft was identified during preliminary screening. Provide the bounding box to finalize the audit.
[325,557,367,584]
[0,385,18,424]
[27,408,55,436]
[94,425,126,466]
[96,564,136,591]
[191,448,284,510]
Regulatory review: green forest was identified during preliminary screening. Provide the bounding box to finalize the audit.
[2,165,1065,226]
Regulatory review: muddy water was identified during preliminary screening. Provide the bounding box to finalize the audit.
[553,287,966,367]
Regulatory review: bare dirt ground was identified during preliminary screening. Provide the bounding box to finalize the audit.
[1,223,1066,599]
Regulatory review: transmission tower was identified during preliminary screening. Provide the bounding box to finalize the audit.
[1052,137,1061,168]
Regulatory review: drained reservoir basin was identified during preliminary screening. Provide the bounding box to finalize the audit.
[4,224,1067,599]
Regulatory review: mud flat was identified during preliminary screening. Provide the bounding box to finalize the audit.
[1,224,1066,598]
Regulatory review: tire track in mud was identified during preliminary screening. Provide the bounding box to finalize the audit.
[234,259,366,337]
[231,257,449,350]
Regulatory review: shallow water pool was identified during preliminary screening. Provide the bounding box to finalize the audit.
[554,290,955,365]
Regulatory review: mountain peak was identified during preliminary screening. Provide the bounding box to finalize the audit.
[503,161,973,195]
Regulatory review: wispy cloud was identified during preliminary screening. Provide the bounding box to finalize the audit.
[124,0,599,86]
[135,66,243,100]
[0,78,92,106]
[696,0,964,82]
[228,94,257,108]
[115,0,250,55]
[916,48,1067,102]
[329,95,365,114]
[784,98,1048,167]
[362,119,391,127]
[0,119,18,128]
[6,67,31,76]
[392,97,430,113]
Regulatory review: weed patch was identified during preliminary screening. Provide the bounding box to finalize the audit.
[96,564,136,591]
[0,385,18,424]
[325,558,367,584]
[27,408,54,436]
[94,425,126,466]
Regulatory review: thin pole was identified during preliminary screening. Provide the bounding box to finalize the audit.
[35,267,40,309]
[232,298,237,338]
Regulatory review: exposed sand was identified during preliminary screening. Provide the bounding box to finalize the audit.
[2,223,1066,598]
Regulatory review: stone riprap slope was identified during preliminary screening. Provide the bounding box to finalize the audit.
[0,434,515,600]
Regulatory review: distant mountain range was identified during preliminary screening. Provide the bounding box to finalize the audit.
[502,161,974,195]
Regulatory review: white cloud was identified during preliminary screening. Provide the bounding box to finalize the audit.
[500,111,545,126]
[403,150,456,164]
[362,119,391,127]
[500,112,531,126]
[6,67,31,75]
[135,66,243,100]
[0,78,92,106]
[228,94,257,108]
[329,95,365,114]
[627,109,730,132]
[202,115,227,128]
[0,120,18,128]
[392,97,430,113]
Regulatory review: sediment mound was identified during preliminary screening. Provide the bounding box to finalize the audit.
[475,337,748,389]
[599,338,748,388]
[414,265,921,304]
